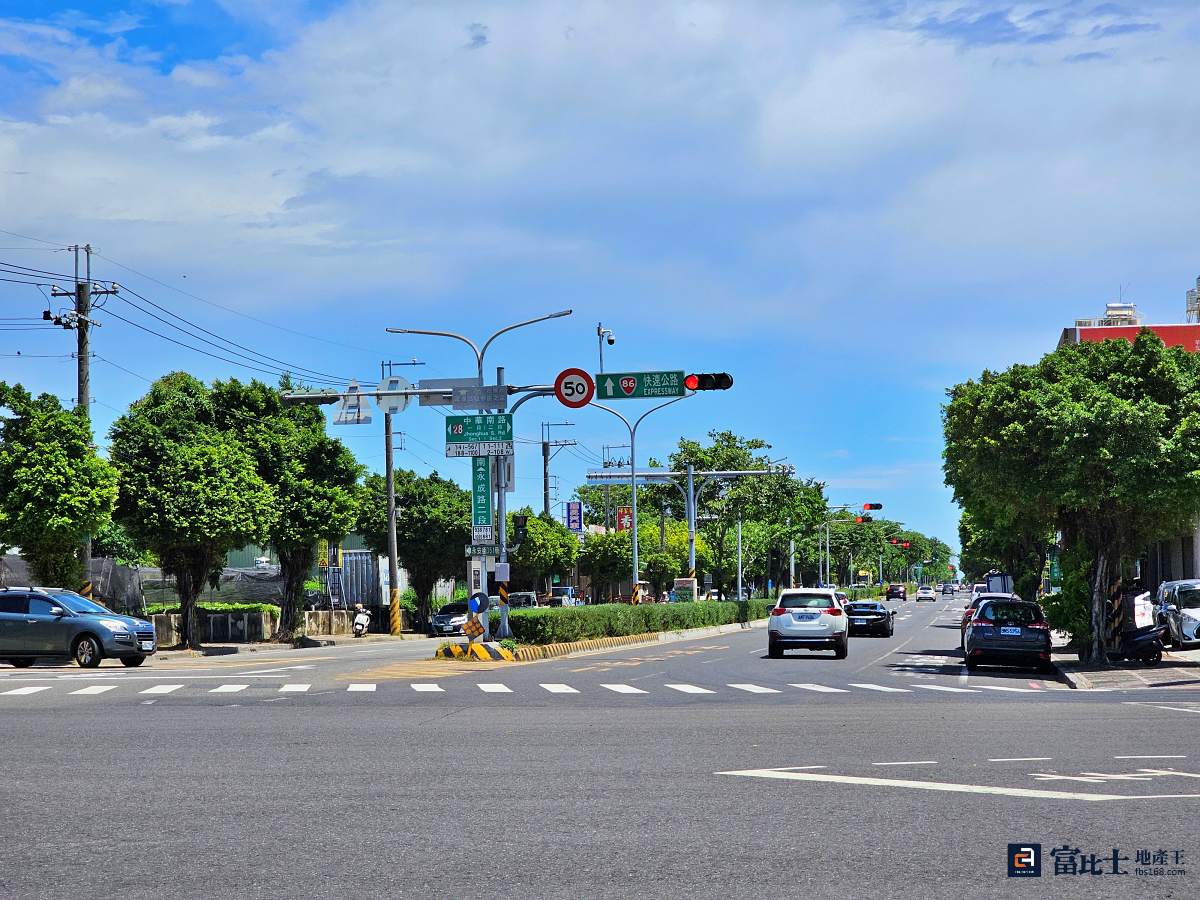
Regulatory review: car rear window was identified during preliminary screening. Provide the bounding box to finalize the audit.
[779,595,836,609]
[979,602,1042,624]
[437,603,468,615]
[846,603,881,612]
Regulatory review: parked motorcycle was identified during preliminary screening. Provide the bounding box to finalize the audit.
[352,606,372,638]
[1107,623,1166,667]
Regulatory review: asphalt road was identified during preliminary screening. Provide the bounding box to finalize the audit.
[4,593,1199,899]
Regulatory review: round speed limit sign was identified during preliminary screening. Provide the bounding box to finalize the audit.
[554,367,595,409]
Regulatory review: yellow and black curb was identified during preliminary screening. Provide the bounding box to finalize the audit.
[512,631,663,662]
[435,641,516,662]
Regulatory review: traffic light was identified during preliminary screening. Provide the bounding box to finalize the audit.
[512,515,528,547]
[902,541,910,549]
[863,503,883,511]
[855,515,873,523]
[684,373,733,391]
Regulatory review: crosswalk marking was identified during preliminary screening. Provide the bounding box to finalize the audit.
[279,684,310,693]
[210,684,248,693]
[478,683,512,693]
[913,685,981,693]
[411,684,444,692]
[665,683,715,694]
[140,684,183,695]
[2,686,51,696]
[602,684,648,694]
[347,684,376,692]
[540,683,579,694]
[847,683,912,693]
[728,683,781,694]
[70,685,117,695]
[976,685,1042,693]
[789,683,849,693]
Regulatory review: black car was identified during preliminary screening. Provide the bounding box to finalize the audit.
[963,598,1052,673]
[844,601,895,637]
[885,583,907,601]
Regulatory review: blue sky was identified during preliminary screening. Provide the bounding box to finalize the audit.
[3,1,1200,552]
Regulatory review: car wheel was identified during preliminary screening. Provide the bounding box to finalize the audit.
[768,641,783,659]
[120,656,146,667]
[965,656,979,671]
[7,658,35,668]
[73,635,102,668]
[1143,648,1163,668]
[834,635,849,659]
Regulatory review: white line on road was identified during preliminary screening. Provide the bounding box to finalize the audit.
[478,683,512,693]
[346,684,376,692]
[278,684,310,693]
[912,685,981,693]
[238,665,315,675]
[540,683,580,694]
[976,685,1043,693]
[210,684,248,693]
[665,683,716,694]
[1115,755,1187,759]
[411,684,443,692]
[1124,703,1200,714]
[872,760,939,766]
[70,685,117,695]
[847,683,911,693]
[727,683,781,694]
[2,686,51,696]
[602,684,648,694]
[789,683,849,693]
[989,757,1054,762]
[140,684,183,695]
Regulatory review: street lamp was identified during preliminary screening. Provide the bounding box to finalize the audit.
[597,322,615,373]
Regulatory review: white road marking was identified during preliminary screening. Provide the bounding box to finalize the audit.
[602,684,648,694]
[912,685,981,693]
[540,683,579,694]
[975,685,1042,693]
[717,767,1130,801]
[478,683,512,693]
[210,684,248,693]
[1031,774,1110,783]
[1127,703,1200,714]
[70,685,117,695]
[848,683,911,693]
[989,757,1053,762]
[1115,755,1186,759]
[278,684,310,693]
[728,683,781,694]
[238,665,315,675]
[789,683,849,693]
[140,684,183,695]
[1078,772,1155,781]
[2,686,51,696]
[411,684,443,692]
[665,683,716,694]
[873,760,938,766]
[346,684,376,692]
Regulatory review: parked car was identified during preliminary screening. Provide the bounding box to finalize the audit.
[970,583,987,603]
[885,583,907,601]
[768,589,849,659]
[1159,580,1200,648]
[430,602,469,636]
[963,597,1053,673]
[844,600,895,637]
[915,585,936,602]
[507,591,538,609]
[959,592,1019,649]
[0,587,156,668]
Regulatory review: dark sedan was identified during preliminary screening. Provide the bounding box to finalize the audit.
[844,601,895,637]
[963,598,1052,673]
[884,584,907,601]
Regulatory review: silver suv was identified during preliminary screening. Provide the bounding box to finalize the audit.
[0,587,157,668]
[768,589,850,659]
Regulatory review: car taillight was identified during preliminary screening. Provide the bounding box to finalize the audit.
[1027,622,1050,630]
[825,607,843,617]
[771,607,787,616]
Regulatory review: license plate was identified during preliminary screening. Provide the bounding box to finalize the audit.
[852,618,867,625]
[1000,626,1021,636]
[794,612,819,622]
[139,641,154,652]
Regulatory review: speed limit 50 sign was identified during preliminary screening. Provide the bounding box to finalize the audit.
[554,368,595,409]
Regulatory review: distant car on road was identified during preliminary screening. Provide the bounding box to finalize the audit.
[507,591,538,609]
[768,589,849,659]
[885,583,907,601]
[941,583,955,595]
[844,600,895,637]
[970,583,987,603]
[915,585,936,602]
[0,587,156,668]
[963,597,1052,673]
[430,602,469,636]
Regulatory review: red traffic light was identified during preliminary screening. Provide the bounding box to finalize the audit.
[863,503,883,511]
[889,538,898,545]
[684,373,733,391]
[902,541,910,548]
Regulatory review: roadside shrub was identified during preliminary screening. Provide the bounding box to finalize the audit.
[505,600,772,645]
[144,601,281,616]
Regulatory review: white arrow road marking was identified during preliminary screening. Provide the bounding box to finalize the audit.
[1078,772,1156,781]
[278,684,310,692]
[728,684,781,694]
[848,683,911,693]
[601,684,647,694]
[789,683,848,693]
[346,684,376,692]
[540,683,579,694]
[665,683,716,694]
[411,684,443,692]
[2,686,51,696]
[1030,774,1110,783]
[210,684,248,693]
[70,686,117,695]
[478,683,512,693]
[140,684,183,695]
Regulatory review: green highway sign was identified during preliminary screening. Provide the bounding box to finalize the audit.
[445,414,514,457]
[594,371,686,400]
[471,457,492,528]
[465,544,501,557]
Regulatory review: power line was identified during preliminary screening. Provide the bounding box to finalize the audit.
[0,227,64,247]
[93,354,154,383]
[0,259,76,280]
[0,352,74,358]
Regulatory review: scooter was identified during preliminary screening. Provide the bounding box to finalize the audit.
[352,608,372,638]
[1107,623,1166,667]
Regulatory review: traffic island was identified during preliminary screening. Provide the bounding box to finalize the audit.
[435,641,516,662]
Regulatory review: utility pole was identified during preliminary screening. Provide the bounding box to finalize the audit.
[380,358,424,637]
[540,421,575,518]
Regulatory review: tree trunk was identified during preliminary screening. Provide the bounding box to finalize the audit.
[274,544,314,642]
[1087,548,1109,666]
[175,554,209,650]
[411,571,436,632]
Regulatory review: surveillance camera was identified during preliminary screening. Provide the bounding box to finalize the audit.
[606,335,615,346]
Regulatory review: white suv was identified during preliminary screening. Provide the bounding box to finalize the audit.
[768,589,849,659]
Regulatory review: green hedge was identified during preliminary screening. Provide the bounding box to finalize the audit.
[506,599,774,645]
[143,601,281,616]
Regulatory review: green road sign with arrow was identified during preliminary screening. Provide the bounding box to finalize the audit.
[594,371,686,400]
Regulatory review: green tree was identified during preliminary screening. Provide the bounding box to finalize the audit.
[642,551,677,594]
[0,382,118,588]
[578,530,631,602]
[92,519,152,567]
[108,373,277,648]
[357,470,469,626]
[509,508,579,592]
[209,379,361,640]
